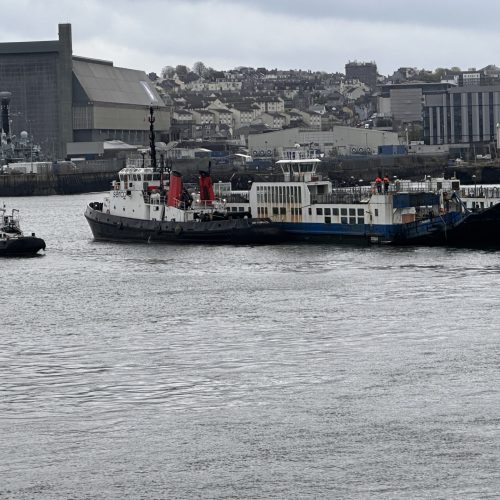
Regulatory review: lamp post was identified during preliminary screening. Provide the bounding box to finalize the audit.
[472,174,477,196]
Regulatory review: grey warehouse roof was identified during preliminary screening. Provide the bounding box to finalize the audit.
[73,58,165,107]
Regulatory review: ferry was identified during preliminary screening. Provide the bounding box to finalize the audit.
[223,158,468,245]
[84,108,282,245]
[0,205,45,256]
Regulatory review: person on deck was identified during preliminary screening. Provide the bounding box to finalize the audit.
[383,176,390,193]
[375,176,382,193]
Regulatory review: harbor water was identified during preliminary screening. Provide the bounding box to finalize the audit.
[1,194,499,499]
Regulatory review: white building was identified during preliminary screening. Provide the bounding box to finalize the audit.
[248,127,399,158]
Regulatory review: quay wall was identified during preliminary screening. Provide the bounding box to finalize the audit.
[0,159,125,196]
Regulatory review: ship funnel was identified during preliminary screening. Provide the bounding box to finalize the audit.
[0,91,12,137]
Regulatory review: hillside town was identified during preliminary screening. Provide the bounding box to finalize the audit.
[148,60,500,165]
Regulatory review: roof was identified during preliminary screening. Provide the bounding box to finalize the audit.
[72,59,165,107]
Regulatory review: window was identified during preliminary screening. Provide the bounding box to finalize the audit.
[308,207,312,215]
[325,216,331,224]
[349,217,356,224]
[349,208,356,216]
[341,208,347,216]
[357,208,364,216]
[374,209,379,216]
[273,207,279,215]
[341,217,348,224]
[324,208,331,215]
[280,207,286,215]
[357,217,364,224]
[316,208,323,215]
[332,208,339,216]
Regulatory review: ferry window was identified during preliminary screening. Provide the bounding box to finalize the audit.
[298,208,302,215]
[264,207,268,215]
[280,207,286,215]
[357,208,364,216]
[316,208,323,215]
[239,207,244,212]
[341,208,347,216]
[273,207,279,215]
[325,216,331,224]
[257,207,261,215]
[324,208,331,215]
[308,208,312,215]
[357,217,364,224]
[349,208,356,216]
[332,208,339,216]
[341,217,348,224]
[349,217,356,224]
[374,209,379,216]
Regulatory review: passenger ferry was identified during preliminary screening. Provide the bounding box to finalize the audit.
[224,158,467,245]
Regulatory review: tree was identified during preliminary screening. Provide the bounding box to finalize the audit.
[192,61,206,77]
[175,65,189,81]
[161,66,175,79]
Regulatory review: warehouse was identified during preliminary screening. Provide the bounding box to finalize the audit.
[0,24,169,160]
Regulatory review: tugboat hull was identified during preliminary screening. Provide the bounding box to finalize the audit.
[0,236,46,256]
[85,205,283,245]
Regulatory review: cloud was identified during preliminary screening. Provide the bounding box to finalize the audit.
[0,0,498,75]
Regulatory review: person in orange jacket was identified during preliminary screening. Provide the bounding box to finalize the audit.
[383,175,390,193]
[375,176,382,193]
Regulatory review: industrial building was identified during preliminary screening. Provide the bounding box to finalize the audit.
[248,127,399,159]
[0,24,169,160]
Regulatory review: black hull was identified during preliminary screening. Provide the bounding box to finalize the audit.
[443,203,500,248]
[0,236,46,256]
[84,205,284,245]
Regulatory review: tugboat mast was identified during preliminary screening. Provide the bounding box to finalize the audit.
[148,105,157,171]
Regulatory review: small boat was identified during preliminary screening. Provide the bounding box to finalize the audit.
[84,107,283,245]
[0,205,46,256]
[223,158,468,245]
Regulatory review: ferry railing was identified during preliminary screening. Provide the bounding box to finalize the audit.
[459,186,500,199]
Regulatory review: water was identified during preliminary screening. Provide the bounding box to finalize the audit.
[1,194,499,499]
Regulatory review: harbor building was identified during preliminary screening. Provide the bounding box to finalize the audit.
[248,127,399,159]
[0,24,169,160]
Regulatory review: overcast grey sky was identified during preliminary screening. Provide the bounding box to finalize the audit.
[2,0,499,75]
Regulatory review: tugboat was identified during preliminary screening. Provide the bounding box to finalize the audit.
[84,107,282,244]
[0,205,46,256]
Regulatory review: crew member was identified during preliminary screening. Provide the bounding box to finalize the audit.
[375,176,382,193]
[383,175,390,193]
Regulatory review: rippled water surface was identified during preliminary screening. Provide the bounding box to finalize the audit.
[1,194,499,499]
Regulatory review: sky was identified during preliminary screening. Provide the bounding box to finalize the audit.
[1,0,499,76]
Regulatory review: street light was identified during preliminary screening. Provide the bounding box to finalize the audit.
[472,174,477,196]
